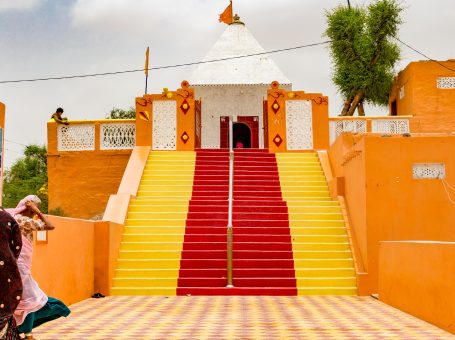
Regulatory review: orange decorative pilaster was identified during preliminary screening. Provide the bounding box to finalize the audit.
[135,96,153,146]
[176,80,196,150]
[266,81,287,152]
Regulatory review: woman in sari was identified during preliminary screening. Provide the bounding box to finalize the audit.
[6,195,70,340]
[0,209,22,340]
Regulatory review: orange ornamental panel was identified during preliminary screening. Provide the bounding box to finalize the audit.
[266,82,329,152]
[176,80,196,151]
[135,81,197,150]
[267,81,287,152]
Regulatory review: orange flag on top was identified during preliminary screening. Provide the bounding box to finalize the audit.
[219,1,233,25]
[144,46,149,76]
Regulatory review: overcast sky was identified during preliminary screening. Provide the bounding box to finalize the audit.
[0,0,454,168]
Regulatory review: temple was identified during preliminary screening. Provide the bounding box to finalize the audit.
[1,14,454,335]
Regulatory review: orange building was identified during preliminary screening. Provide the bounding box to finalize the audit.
[389,60,455,132]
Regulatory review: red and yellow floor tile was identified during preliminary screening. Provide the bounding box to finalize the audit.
[34,296,452,339]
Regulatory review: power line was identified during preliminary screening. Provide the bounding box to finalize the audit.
[394,36,455,73]
[5,139,27,147]
[0,41,330,84]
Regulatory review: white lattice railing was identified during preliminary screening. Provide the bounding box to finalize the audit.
[57,120,136,151]
[329,116,411,145]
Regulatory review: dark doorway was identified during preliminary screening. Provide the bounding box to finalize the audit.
[220,116,259,148]
[233,123,251,148]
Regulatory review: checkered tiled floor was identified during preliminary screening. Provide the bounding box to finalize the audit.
[33,296,452,339]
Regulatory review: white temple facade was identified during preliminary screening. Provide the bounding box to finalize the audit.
[189,17,292,149]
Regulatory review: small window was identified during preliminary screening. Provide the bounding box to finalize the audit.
[390,100,397,116]
[437,77,455,89]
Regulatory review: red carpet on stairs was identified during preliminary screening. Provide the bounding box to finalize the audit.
[177,149,297,296]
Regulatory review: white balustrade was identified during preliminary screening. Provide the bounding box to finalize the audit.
[100,123,135,150]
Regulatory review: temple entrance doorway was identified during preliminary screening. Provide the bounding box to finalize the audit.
[220,116,259,149]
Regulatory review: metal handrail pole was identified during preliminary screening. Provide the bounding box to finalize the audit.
[226,116,234,288]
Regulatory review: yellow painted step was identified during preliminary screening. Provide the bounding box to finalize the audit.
[110,287,176,296]
[116,259,181,269]
[286,201,340,207]
[132,198,191,204]
[288,206,341,213]
[123,226,185,234]
[292,242,350,251]
[290,220,345,227]
[118,250,181,260]
[113,278,178,287]
[122,234,184,242]
[297,287,357,296]
[296,277,357,287]
[115,269,180,278]
[136,191,193,197]
[294,258,354,268]
[120,242,184,251]
[128,205,189,213]
[138,184,193,191]
[125,219,187,227]
[292,250,353,259]
[290,227,348,236]
[291,235,348,243]
[284,197,333,201]
[282,191,330,198]
[126,212,188,219]
[294,268,355,277]
[288,212,343,220]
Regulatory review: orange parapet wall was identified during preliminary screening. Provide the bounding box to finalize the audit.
[389,60,455,132]
[32,216,123,304]
[47,120,133,219]
[265,81,329,152]
[135,80,197,150]
[329,133,455,294]
[379,241,455,334]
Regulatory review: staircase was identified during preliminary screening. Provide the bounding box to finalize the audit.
[177,149,296,295]
[177,149,230,295]
[111,151,195,295]
[276,153,357,295]
[232,149,296,295]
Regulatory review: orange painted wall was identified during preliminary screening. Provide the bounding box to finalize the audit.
[32,216,95,305]
[31,216,123,305]
[329,133,455,294]
[47,150,131,219]
[379,241,455,334]
[389,60,455,132]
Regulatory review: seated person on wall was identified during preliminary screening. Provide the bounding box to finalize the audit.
[50,107,69,125]
[0,208,23,340]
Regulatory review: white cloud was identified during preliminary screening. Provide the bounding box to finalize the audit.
[0,0,42,11]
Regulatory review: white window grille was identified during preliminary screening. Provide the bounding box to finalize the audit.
[399,86,405,99]
[436,77,455,89]
[372,119,409,134]
[100,123,135,150]
[58,124,95,151]
[286,100,313,150]
[152,101,177,150]
[413,163,445,179]
[329,120,367,144]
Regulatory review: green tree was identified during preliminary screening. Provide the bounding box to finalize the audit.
[325,0,403,116]
[106,107,136,119]
[3,144,49,212]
